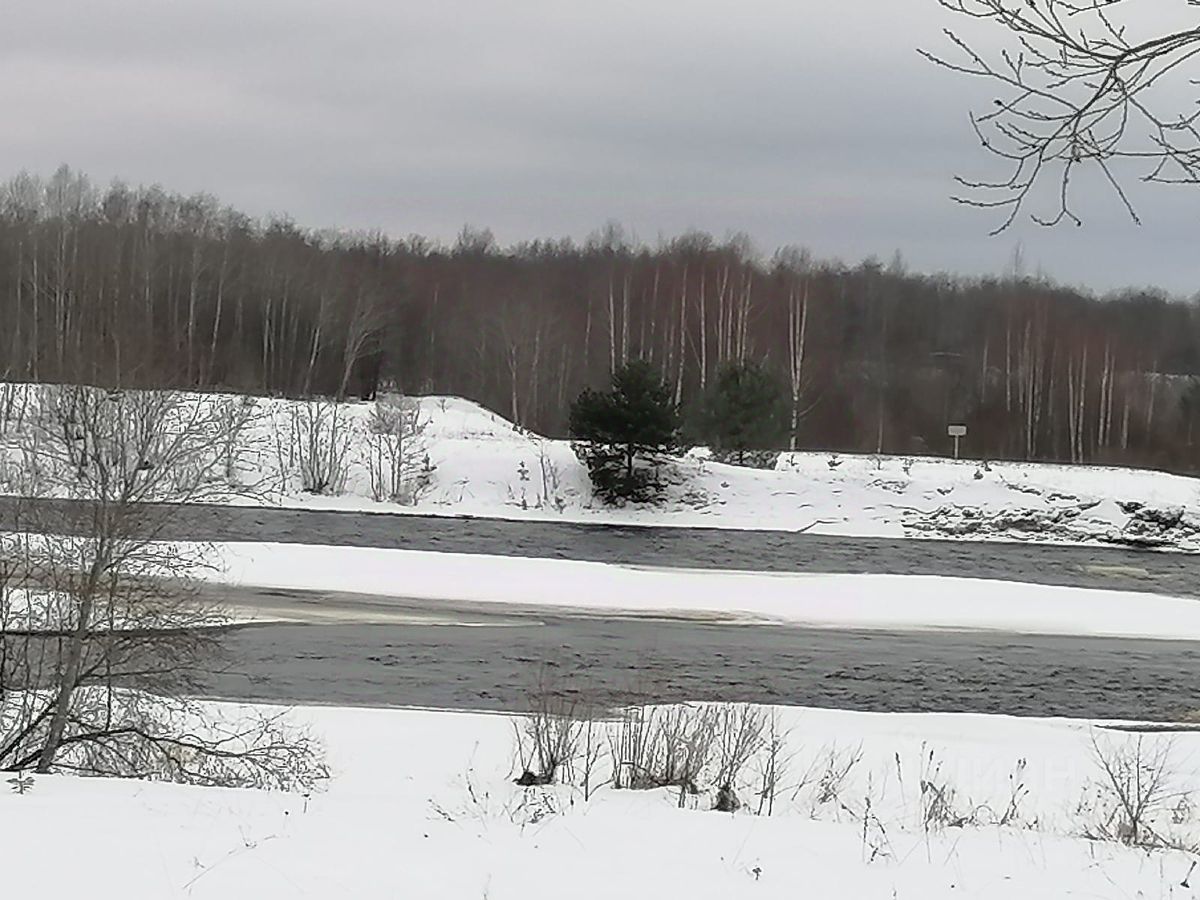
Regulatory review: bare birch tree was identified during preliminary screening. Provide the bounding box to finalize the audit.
[0,385,324,787]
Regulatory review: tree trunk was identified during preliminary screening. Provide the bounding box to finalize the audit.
[37,542,108,772]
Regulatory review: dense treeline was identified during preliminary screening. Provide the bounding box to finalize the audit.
[1,166,1199,470]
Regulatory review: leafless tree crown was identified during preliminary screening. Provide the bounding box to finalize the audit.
[924,0,1200,231]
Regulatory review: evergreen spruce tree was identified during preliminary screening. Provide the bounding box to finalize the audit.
[569,360,683,503]
[694,361,789,466]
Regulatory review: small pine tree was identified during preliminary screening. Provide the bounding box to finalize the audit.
[569,360,683,503]
[693,361,789,466]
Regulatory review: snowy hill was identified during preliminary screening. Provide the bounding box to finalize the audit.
[2,384,1199,548]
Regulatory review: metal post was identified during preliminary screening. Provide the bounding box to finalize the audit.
[948,424,967,460]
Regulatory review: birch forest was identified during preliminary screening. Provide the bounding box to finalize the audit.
[1,167,1199,470]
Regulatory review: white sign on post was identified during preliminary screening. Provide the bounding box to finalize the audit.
[948,424,967,459]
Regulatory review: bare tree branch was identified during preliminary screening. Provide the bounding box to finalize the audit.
[924,0,1200,231]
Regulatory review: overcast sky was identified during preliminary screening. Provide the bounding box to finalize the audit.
[1,1,1196,295]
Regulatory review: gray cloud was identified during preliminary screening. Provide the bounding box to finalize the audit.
[1,1,1196,294]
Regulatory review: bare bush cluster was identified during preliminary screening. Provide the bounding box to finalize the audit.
[3,383,450,507]
[610,704,719,798]
[1080,732,1194,850]
[514,690,775,814]
[362,394,434,505]
[513,691,1023,829]
[281,398,353,495]
[15,384,262,504]
[507,684,1200,862]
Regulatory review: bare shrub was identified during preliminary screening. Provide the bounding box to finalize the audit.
[651,705,718,801]
[17,384,261,505]
[513,701,581,787]
[1083,733,1190,848]
[610,704,717,799]
[754,710,791,816]
[711,704,768,812]
[609,703,654,790]
[286,398,351,495]
[362,394,434,504]
[608,702,778,811]
[820,767,892,864]
[577,704,605,801]
[511,669,605,793]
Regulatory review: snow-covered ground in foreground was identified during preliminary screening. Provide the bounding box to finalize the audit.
[4,702,1199,899]
[214,541,1200,640]
[3,384,1200,547]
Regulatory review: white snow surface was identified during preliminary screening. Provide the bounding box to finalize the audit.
[212,542,1200,640]
[2,384,1199,546]
[5,701,1200,899]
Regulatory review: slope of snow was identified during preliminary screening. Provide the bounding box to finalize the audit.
[3,701,1198,899]
[2,384,1199,546]
[211,542,1200,640]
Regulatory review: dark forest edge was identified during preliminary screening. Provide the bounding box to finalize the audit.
[2,166,1199,472]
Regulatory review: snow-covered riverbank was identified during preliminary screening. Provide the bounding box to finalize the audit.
[3,384,1199,548]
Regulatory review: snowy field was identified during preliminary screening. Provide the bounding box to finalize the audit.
[2,384,1199,548]
[216,541,1200,640]
[5,701,1199,899]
